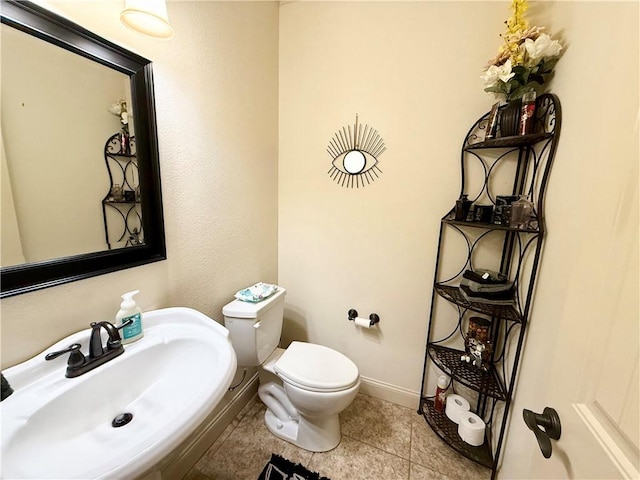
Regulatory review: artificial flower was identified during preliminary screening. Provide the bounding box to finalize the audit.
[481,59,515,88]
[524,33,562,63]
[482,0,562,101]
[109,98,129,132]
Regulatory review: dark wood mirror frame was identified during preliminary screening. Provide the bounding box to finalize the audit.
[1,0,166,298]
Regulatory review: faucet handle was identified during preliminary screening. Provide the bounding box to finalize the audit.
[45,343,85,367]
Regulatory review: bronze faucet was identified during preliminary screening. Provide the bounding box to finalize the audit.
[45,320,128,378]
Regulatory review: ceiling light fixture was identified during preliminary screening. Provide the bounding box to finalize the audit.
[120,0,174,39]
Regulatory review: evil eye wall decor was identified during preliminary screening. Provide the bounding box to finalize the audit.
[327,115,385,188]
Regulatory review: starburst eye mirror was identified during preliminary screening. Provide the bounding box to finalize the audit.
[327,115,385,188]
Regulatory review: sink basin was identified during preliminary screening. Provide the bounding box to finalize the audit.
[1,307,237,479]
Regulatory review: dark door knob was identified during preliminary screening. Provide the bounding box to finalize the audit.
[523,407,561,458]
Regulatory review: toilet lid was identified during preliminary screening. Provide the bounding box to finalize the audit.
[274,342,359,392]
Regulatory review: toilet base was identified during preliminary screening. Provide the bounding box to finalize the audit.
[264,409,341,452]
[259,382,341,452]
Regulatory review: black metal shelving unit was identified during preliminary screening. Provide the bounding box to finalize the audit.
[418,94,561,479]
[101,133,143,249]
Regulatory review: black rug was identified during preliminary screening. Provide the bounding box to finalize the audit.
[258,454,330,480]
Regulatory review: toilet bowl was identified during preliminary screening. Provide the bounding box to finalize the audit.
[223,287,360,452]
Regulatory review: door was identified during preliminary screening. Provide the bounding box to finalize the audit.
[498,134,639,479]
[496,0,640,473]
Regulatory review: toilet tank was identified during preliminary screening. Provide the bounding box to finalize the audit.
[222,287,286,367]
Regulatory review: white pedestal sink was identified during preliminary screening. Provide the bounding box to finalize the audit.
[1,307,237,479]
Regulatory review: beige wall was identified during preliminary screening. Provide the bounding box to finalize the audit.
[1,137,24,266]
[278,0,638,475]
[0,1,279,369]
[279,1,508,394]
[1,25,124,263]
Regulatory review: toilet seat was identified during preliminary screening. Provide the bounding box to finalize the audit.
[275,341,359,393]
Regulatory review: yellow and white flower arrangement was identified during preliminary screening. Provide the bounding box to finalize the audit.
[481,0,562,101]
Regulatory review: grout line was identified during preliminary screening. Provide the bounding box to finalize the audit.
[307,451,316,468]
[340,433,412,480]
[341,433,411,464]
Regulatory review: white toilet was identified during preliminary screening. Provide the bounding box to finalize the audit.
[223,287,360,452]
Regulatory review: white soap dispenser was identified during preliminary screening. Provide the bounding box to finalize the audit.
[116,290,143,344]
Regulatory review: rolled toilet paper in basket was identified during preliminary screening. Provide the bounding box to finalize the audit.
[445,394,470,424]
[457,411,486,446]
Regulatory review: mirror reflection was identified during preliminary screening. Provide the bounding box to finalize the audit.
[0,0,165,298]
[1,23,141,268]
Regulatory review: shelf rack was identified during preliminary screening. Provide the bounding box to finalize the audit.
[101,133,143,249]
[418,94,561,479]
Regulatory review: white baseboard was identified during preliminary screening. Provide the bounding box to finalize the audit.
[159,372,259,480]
[358,375,420,410]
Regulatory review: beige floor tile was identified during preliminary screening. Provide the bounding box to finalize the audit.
[196,395,259,463]
[184,399,262,479]
[308,435,410,480]
[410,413,491,480]
[193,400,312,480]
[410,462,457,480]
[186,392,498,480]
[340,393,413,459]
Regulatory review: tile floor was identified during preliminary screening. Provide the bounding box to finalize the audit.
[185,393,491,480]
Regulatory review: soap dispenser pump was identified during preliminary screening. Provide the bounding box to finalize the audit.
[116,290,143,344]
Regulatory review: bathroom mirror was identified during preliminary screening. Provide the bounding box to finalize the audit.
[0,0,166,298]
